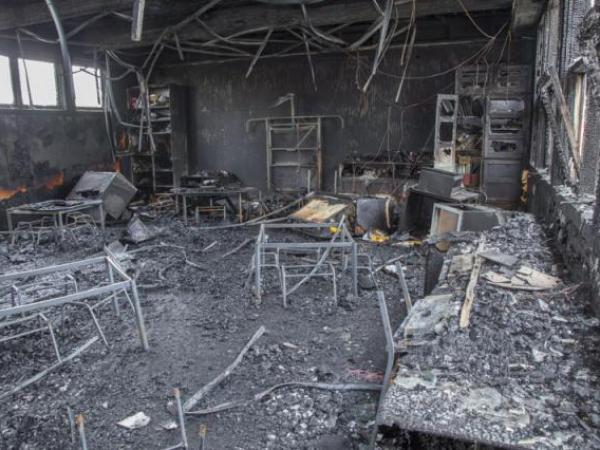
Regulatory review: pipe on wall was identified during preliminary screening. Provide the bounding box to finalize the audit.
[44,0,76,110]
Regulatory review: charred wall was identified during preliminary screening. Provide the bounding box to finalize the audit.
[154,41,533,191]
[528,1,600,310]
[529,173,600,311]
[0,110,113,227]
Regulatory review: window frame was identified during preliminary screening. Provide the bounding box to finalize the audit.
[567,59,588,164]
[0,54,16,107]
[16,56,62,110]
[571,72,587,160]
[72,64,104,110]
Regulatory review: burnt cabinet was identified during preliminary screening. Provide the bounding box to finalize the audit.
[121,84,188,194]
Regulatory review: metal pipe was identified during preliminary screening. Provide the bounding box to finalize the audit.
[174,388,189,449]
[67,407,76,444]
[301,28,317,90]
[245,28,273,78]
[131,0,146,42]
[369,291,395,449]
[44,0,75,110]
[362,0,393,92]
[76,415,88,450]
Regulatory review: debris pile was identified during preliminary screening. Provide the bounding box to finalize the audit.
[0,210,421,448]
[381,213,600,449]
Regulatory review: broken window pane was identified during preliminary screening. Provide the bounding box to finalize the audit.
[18,58,58,107]
[73,65,102,108]
[0,55,14,105]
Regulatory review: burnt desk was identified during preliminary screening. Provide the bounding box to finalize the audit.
[170,187,258,225]
[6,199,105,239]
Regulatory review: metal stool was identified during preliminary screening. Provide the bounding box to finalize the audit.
[11,217,58,246]
[65,213,99,243]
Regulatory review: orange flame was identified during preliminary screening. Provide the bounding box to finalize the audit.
[113,159,122,173]
[0,186,27,201]
[44,171,64,190]
[0,171,64,202]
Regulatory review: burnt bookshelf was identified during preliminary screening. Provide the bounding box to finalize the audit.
[120,84,188,194]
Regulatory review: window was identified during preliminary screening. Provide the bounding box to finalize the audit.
[567,60,588,161]
[571,73,587,159]
[0,55,14,105]
[73,65,102,108]
[18,58,58,107]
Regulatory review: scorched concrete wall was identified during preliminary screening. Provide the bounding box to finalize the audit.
[529,173,600,311]
[0,110,113,227]
[155,43,533,192]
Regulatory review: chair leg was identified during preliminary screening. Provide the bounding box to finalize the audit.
[281,267,287,308]
[72,302,110,349]
[68,228,79,244]
[39,314,62,363]
[330,264,338,306]
[120,289,137,315]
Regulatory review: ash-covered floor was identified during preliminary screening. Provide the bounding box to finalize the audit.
[1,211,599,450]
[0,216,421,449]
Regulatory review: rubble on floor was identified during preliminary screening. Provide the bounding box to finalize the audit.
[2,198,599,449]
[0,212,424,449]
[380,213,600,449]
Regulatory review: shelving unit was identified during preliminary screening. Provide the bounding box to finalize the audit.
[447,65,532,203]
[245,94,343,194]
[266,117,322,193]
[119,85,188,194]
[433,94,459,172]
[482,97,528,202]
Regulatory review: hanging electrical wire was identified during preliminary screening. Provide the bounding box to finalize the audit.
[394,25,416,102]
[362,0,395,92]
[455,0,494,39]
[23,0,514,161]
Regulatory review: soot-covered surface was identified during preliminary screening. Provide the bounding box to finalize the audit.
[0,217,421,449]
[380,214,600,449]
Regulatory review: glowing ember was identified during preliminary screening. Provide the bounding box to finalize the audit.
[0,186,27,201]
[44,171,64,190]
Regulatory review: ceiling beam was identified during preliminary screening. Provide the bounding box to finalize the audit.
[511,0,547,34]
[74,0,512,48]
[0,0,137,31]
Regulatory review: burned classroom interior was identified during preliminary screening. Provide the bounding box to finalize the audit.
[1,0,600,449]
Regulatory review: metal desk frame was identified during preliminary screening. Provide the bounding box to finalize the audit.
[253,221,358,303]
[0,254,149,351]
[6,200,106,240]
[171,187,257,225]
